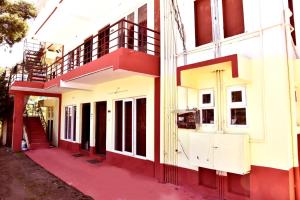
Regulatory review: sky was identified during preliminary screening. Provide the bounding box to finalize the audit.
[0,42,24,68]
[0,0,38,68]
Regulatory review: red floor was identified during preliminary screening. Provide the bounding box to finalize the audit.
[26,148,208,200]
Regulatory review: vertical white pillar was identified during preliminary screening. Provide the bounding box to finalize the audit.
[76,103,81,144]
[90,102,95,147]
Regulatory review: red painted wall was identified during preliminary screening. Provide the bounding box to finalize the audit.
[59,140,80,153]
[294,167,300,200]
[106,151,154,177]
[194,0,213,46]
[154,0,160,56]
[163,164,296,200]
[12,93,25,152]
[222,0,245,38]
[250,166,290,200]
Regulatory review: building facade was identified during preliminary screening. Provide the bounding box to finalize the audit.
[5,0,300,199]
[159,0,300,199]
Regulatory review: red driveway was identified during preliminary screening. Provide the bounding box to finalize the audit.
[26,148,207,200]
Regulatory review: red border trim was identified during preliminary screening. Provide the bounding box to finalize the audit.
[177,54,238,86]
[250,165,291,200]
[164,164,297,200]
[9,90,61,98]
[35,7,57,35]
[11,81,44,89]
[10,48,160,93]
[59,140,80,152]
[56,48,159,82]
[106,151,155,177]
[34,0,64,35]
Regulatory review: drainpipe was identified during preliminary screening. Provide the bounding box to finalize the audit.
[160,0,180,184]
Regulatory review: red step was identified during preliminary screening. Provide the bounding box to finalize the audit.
[30,143,50,150]
[31,138,47,143]
[24,117,50,150]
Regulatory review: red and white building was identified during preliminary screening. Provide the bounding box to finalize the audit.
[3,0,300,199]
[8,0,161,178]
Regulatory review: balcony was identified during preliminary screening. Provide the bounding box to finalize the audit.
[9,19,160,93]
[47,19,160,80]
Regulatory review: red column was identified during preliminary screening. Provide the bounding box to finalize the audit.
[12,92,25,152]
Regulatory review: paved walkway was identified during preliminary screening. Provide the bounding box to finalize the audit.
[26,148,207,200]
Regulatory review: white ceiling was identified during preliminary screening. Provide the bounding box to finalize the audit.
[30,0,147,47]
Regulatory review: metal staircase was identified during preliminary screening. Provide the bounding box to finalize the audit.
[23,40,47,82]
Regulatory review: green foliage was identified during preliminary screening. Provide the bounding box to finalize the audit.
[0,71,12,121]
[0,0,37,46]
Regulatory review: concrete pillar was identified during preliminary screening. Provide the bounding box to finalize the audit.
[12,92,24,152]
[89,102,95,155]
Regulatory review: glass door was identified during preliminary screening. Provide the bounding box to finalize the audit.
[123,99,133,154]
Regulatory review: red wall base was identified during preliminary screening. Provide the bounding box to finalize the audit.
[58,140,299,199]
[89,146,96,156]
[294,167,300,200]
[106,151,155,177]
[58,141,154,177]
[59,140,80,153]
[250,165,291,200]
[174,166,248,200]
[163,164,298,200]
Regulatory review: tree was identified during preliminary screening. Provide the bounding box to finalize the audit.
[0,0,37,46]
[0,68,12,121]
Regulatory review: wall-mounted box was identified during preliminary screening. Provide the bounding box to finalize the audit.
[189,133,250,175]
[177,111,199,129]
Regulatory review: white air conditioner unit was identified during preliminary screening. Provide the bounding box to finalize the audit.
[189,133,250,175]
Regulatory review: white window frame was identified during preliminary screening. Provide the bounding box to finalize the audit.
[199,89,216,127]
[134,97,147,159]
[200,89,214,107]
[113,96,147,159]
[227,86,247,127]
[64,105,77,141]
[122,98,135,156]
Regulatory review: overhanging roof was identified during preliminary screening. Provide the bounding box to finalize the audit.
[177,54,251,89]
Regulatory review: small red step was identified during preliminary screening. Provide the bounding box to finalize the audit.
[30,143,50,150]
[31,138,48,143]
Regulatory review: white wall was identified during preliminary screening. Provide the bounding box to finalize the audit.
[169,0,297,171]
[30,0,156,55]
[43,98,60,147]
[61,75,155,161]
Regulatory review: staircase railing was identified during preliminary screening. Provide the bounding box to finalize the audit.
[24,104,47,133]
[23,39,46,82]
[46,18,160,80]
[24,39,43,52]
[36,106,47,132]
[8,63,28,85]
